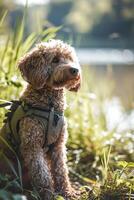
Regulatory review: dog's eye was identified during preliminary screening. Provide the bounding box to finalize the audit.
[52,56,60,63]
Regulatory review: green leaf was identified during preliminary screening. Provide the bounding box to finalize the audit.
[41,26,61,37]
[55,195,64,200]
[118,161,134,168]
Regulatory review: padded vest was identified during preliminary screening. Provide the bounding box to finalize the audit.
[0,101,64,153]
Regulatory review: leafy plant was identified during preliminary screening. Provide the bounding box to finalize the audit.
[0,9,61,200]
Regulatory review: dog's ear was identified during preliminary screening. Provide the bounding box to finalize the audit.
[18,52,49,89]
[69,82,81,92]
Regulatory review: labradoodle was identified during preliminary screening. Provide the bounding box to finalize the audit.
[1,40,81,199]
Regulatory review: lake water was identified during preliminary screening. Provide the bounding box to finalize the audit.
[76,48,134,65]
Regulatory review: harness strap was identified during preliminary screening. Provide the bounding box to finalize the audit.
[0,100,64,152]
[22,103,50,120]
[0,103,11,107]
[46,107,64,145]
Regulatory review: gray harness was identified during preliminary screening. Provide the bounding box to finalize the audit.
[0,101,64,153]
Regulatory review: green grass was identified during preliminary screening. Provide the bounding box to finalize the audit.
[0,11,134,200]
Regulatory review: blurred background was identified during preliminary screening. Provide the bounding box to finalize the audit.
[0,0,134,108]
[0,0,134,199]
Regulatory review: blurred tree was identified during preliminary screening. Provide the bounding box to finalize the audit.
[112,0,134,19]
[89,0,134,38]
[65,0,112,33]
[65,0,134,36]
[64,0,134,47]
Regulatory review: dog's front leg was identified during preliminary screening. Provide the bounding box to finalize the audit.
[19,117,54,200]
[50,142,71,197]
[49,126,75,198]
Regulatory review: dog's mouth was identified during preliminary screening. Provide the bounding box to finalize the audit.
[53,74,81,90]
[54,74,79,84]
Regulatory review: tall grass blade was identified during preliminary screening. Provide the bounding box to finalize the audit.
[0,151,18,178]
[0,11,8,27]
[0,136,23,189]
[22,33,37,53]
[0,35,10,73]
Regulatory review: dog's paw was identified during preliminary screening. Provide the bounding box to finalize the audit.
[62,188,81,200]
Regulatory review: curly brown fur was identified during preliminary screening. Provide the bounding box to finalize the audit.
[17,39,81,199]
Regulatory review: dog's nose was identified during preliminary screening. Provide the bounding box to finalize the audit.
[69,68,79,76]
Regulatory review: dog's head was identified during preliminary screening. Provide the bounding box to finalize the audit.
[18,39,81,92]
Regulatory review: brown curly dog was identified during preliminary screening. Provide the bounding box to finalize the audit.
[0,40,81,199]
